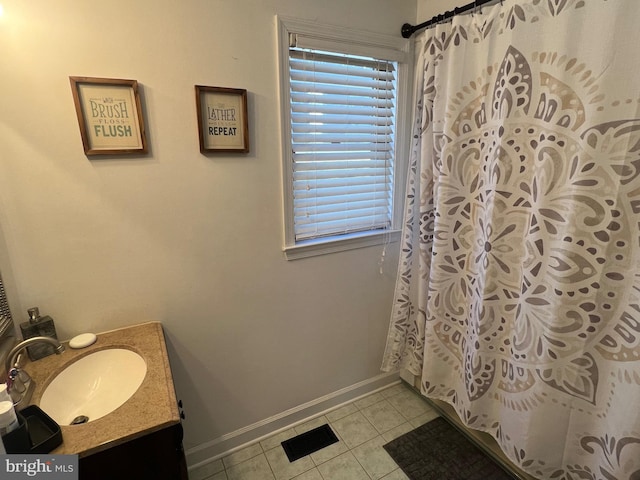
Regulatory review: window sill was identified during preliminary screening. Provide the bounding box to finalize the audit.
[283,230,401,260]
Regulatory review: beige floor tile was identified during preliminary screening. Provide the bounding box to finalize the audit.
[380,468,410,480]
[226,454,275,480]
[354,391,385,410]
[209,472,228,480]
[291,468,323,480]
[380,383,407,399]
[385,389,430,421]
[409,408,440,428]
[360,399,406,434]
[381,422,415,443]
[316,451,370,480]
[223,443,264,468]
[330,411,379,449]
[351,435,398,480]
[189,459,225,480]
[265,446,315,480]
[325,403,359,423]
[210,385,450,480]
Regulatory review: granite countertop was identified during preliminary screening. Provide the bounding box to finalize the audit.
[24,321,180,457]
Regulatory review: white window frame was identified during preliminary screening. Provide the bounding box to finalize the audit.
[277,16,412,260]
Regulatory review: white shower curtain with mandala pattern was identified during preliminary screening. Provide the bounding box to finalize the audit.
[381,1,640,478]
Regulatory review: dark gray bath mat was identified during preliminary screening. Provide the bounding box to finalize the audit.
[281,424,339,462]
[383,417,515,479]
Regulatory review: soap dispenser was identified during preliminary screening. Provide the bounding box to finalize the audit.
[19,307,59,361]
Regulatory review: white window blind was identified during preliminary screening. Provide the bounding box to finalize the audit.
[289,45,397,241]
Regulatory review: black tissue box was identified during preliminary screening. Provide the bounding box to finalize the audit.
[2,405,62,453]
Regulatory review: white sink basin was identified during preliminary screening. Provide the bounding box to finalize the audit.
[39,348,147,425]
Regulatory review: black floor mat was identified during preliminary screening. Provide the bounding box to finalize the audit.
[281,424,339,462]
[383,417,515,480]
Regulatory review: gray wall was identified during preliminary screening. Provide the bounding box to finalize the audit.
[0,0,416,455]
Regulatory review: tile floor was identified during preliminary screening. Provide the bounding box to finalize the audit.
[189,382,441,480]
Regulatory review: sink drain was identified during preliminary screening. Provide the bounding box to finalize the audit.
[70,415,89,425]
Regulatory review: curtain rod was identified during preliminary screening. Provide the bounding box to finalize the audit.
[401,0,500,38]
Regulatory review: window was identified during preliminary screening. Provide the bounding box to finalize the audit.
[277,17,411,259]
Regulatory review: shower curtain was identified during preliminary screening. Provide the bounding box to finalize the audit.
[381,0,640,478]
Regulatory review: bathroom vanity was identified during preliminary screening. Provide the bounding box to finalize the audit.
[25,322,187,480]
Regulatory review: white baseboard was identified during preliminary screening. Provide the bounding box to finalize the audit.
[186,371,400,471]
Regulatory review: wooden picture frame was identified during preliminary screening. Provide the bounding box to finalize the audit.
[195,86,249,153]
[69,76,148,155]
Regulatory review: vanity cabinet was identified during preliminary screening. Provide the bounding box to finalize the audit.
[79,423,188,480]
[26,322,188,479]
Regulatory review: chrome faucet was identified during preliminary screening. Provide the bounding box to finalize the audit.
[5,336,65,409]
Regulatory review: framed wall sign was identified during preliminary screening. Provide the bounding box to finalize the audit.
[69,76,148,155]
[195,85,249,153]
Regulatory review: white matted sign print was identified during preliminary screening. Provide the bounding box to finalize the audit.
[195,86,249,153]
